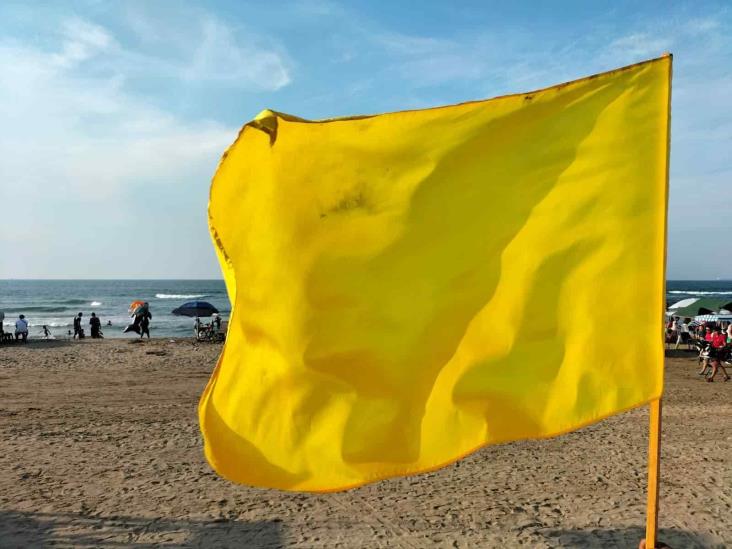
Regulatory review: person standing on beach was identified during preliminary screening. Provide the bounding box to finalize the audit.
[674,318,690,350]
[89,312,103,339]
[15,315,29,342]
[42,325,51,339]
[140,310,151,339]
[73,312,83,339]
[706,328,731,382]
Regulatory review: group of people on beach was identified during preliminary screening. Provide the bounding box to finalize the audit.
[667,316,732,382]
[666,317,732,347]
[2,312,119,342]
[71,312,110,339]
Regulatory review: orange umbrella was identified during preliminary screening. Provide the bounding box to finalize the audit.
[128,300,147,315]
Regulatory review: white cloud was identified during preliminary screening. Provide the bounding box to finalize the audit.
[0,38,235,200]
[0,16,242,277]
[185,16,291,90]
[0,5,296,277]
[606,33,672,59]
[52,17,116,67]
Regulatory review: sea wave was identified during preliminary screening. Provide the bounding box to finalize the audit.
[3,320,71,328]
[3,306,70,313]
[90,301,102,306]
[668,290,732,295]
[155,294,208,299]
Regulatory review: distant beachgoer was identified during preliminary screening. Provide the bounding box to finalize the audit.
[107,320,112,327]
[711,329,726,349]
[706,328,730,382]
[674,318,690,349]
[90,312,103,339]
[726,322,732,344]
[42,325,51,339]
[73,312,84,339]
[213,313,221,331]
[140,311,151,339]
[15,314,29,342]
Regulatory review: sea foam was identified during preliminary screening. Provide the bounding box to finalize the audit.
[155,294,207,299]
[668,290,732,295]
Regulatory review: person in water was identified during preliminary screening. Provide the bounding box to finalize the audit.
[42,325,51,338]
[89,312,103,339]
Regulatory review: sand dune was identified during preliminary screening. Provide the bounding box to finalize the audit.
[0,339,729,548]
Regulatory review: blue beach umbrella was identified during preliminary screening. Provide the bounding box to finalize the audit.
[172,301,219,318]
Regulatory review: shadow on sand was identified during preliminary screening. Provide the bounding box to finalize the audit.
[542,526,719,549]
[664,348,698,359]
[0,510,285,548]
[1,339,75,350]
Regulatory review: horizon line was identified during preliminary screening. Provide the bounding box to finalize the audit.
[1,278,729,282]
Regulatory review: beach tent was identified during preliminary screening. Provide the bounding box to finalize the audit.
[666,297,732,318]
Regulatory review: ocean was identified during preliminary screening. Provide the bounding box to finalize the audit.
[0,280,230,339]
[1,279,731,339]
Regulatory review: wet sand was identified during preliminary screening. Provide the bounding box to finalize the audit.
[0,339,729,548]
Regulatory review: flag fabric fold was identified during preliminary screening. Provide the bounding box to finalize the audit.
[200,55,671,492]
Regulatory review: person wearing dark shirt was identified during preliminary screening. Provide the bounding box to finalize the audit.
[140,311,151,339]
[89,312,103,338]
[73,312,83,339]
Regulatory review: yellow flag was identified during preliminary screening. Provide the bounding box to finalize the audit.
[200,55,671,492]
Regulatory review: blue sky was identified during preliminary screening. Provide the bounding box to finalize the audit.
[0,0,730,279]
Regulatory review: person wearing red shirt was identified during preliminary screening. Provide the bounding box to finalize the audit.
[707,329,730,382]
[711,331,726,348]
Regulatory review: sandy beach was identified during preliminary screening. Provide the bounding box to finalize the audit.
[0,339,729,548]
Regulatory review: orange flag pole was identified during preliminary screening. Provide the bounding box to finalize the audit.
[643,398,662,548]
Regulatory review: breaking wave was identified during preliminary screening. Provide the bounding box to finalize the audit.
[3,306,69,313]
[90,301,102,306]
[155,294,208,299]
[668,290,732,295]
